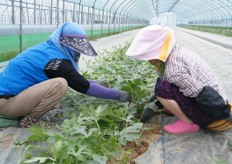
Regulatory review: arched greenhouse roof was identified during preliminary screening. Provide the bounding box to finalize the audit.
[1,0,232,164]
[67,0,232,25]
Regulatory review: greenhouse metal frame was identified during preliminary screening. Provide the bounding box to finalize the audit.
[0,0,232,61]
[0,0,232,163]
[0,0,231,26]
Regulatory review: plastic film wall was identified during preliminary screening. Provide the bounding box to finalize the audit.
[0,0,232,62]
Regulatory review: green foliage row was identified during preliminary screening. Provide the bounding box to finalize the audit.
[16,42,157,164]
[179,25,232,37]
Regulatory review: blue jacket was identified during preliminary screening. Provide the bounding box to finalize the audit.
[0,40,69,96]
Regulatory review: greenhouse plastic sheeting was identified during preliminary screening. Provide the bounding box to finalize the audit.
[66,0,232,25]
[1,114,232,163]
[135,115,232,164]
[1,28,232,164]
[67,0,157,20]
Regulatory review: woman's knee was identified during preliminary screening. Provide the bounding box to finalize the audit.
[157,96,175,104]
[51,78,68,94]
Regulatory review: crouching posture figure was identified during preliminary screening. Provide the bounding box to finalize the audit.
[0,22,131,128]
[126,25,232,134]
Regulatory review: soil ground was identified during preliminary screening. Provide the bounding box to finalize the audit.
[107,114,161,164]
[126,115,161,163]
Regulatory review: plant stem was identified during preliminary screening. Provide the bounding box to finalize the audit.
[95,120,101,132]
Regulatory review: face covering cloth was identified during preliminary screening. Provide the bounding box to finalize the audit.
[126,25,175,62]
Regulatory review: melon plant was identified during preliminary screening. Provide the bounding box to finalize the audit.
[180,25,232,37]
[17,42,157,164]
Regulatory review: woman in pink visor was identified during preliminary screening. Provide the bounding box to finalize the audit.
[126,25,232,134]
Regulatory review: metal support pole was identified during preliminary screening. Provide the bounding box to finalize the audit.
[91,8,95,39]
[87,7,90,24]
[56,0,59,27]
[108,0,118,35]
[100,0,110,37]
[113,0,128,33]
[120,0,138,32]
[78,0,82,24]
[11,0,15,24]
[50,0,53,24]
[91,0,97,39]
[100,9,105,37]
[34,0,36,24]
[81,5,83,24]
[62,0,65,23]
[72,3,75,22]
[26,3,29,24]
[39,5,42,24]
[19,0,22,52]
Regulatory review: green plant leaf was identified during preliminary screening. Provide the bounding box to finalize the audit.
[92,154,108,164]
[24,157,55,163]
[118,123,143,145]
[18,42,156,163]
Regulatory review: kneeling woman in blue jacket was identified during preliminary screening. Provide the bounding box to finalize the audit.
[0,22,131,128]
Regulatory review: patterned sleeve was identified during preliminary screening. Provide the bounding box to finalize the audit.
[44,59,90,94]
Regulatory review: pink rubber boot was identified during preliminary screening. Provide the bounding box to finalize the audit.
[163,120,199,134]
